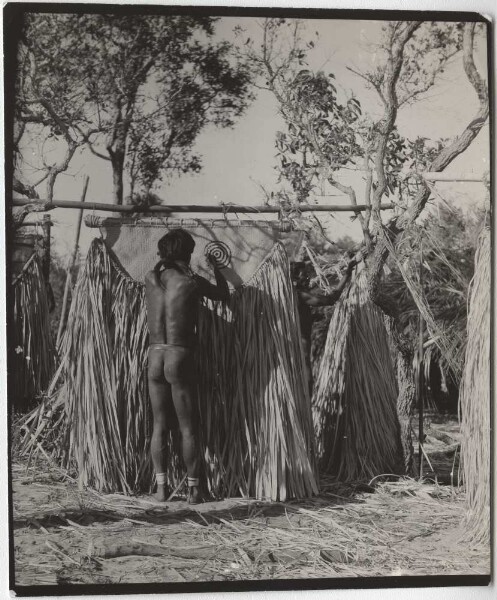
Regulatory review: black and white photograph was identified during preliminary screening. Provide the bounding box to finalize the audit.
[3,1,493,595]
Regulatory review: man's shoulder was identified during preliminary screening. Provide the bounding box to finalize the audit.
[145,270,166,288]
[145,270,157,284]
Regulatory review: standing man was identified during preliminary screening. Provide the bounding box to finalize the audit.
[291,255,359,396]
[145,229,229,504]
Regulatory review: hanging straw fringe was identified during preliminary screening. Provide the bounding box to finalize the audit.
[459,228,490,546]
[382,229,463,378]
[313,267,400,480]
[18,240,177,493]
[55,243,132,492]
[198,244,318,500]
[12,254,56,411]
[18,239,317,500]
[302,242,334,294]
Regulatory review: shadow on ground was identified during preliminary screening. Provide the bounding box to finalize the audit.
[13,484,369,532]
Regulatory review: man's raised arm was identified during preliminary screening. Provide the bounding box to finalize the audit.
[196,258,230,302]
[299,257,358,308]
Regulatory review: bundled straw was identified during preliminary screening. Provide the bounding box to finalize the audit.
[382,231,463,379]
[313,267,400,480]
[459,228,490,546]
[48,243,140,492]
[46,241,184,493]
[198,244,318,500]
[19,239,317,500]
[12,253,56,411]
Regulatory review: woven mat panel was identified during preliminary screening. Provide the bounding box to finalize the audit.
[85,216,305,284]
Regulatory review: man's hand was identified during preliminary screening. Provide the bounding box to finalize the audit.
[345,258,357,275]
[345,249,364,274]
[197,261,230,302]
[206,254,220,270]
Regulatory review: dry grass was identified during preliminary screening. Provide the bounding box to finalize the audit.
[198,243,317,500]
[383,231,463,379]
[12,253,56,411]
[313,267,400,480]
[17,239,317,501]
[459,227,491,546]
[17,242,157,494]
[11,456,490,587]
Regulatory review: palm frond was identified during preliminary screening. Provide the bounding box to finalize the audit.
[313,267,400,480]
[459,228,490,546]
[17,239,318,501]
[12,254,57,411]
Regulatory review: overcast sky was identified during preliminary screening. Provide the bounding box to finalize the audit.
[16,16,490,258]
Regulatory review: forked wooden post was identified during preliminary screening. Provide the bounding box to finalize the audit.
[41,214,51,284]
[418,238,425,479]
[56,176,90,347]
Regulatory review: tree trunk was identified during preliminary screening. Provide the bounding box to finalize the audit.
[46,171,57,202]
[389,322,416,474]
[107,107,130,205]
[110,149,125,205]
[13,176,39,200]
[43,132,78,201]
[363,21,488,472]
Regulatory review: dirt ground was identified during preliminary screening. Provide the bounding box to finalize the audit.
[11,415,490,589]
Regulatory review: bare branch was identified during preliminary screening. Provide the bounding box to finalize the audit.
[31,170,50,188]
[13,121,26,150]
[367,22,488,306]
[396,22,489,231]
[462,23,488,103]
[12,176,40,199]
[347,66,387,106]
[309,213,336,248]
[362,151,373,249]
[17,112,52,127]
[88,143,111,161]
[370,21,421,223]
[398,47,461,106]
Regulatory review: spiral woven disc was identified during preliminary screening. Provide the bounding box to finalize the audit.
[204,241,232,268]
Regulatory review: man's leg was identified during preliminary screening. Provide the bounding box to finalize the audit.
[165,348,201,503]
[171,380,199,475]
[148,348,176,501]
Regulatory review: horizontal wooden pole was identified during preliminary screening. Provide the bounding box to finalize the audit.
[422,173,484,182]
[12,199,394,214]
[19,220,54,227]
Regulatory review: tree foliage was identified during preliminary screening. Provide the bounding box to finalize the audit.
[242,17,488,472]
[274,70,362,202]
[15,13,254,203]
[244,17,488,296]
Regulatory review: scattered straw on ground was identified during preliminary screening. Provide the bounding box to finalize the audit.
[12,456,489,588]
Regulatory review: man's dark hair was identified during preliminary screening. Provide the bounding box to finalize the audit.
[154,229,195,279]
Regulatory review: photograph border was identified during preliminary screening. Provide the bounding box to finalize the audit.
[3,2,494,596]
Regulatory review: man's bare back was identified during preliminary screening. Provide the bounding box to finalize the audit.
[145,266,200,347]
[145,261,229,346]
[145,230,229,504]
